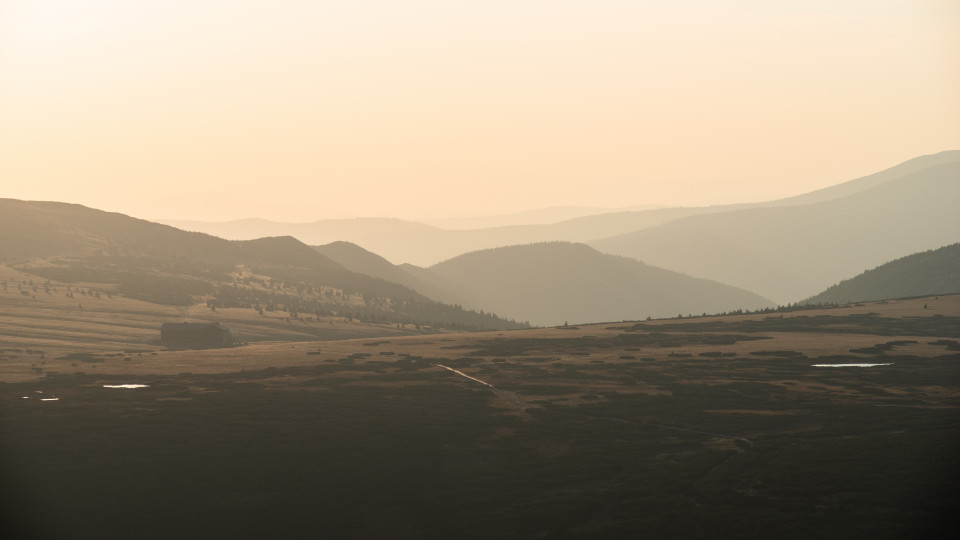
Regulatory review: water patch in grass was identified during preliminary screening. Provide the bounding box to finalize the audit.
[811,363,893,368]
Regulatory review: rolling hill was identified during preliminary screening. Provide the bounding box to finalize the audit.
[159,151,960,266]
[766,149,960,207]
[313,241,470,306]
[0,199,524,332]
[427,242,773,326]
[163,212,712,267]
[803,243,960,304]
[0,199,229,263]
[591,161,960,304]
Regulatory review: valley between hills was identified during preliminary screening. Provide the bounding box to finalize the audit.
[1,150,959,539]
[3,0,957,536]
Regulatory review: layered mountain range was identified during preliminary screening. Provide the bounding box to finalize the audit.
[0,199,524,331]
[3,150,958,326]
[317,241,773,327]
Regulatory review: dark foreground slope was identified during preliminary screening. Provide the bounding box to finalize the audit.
[804,243,960,304]
[428,242,773,326]
[2,296,957,539]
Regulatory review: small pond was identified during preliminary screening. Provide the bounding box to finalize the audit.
[811,363,893,368]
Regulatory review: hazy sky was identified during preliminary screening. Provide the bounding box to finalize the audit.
[2,0,957,222]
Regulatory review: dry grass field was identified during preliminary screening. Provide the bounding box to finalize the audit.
[2,279,956,390]
[0,263,449,382]
[1,276,958,539]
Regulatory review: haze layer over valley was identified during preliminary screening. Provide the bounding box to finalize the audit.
[3,1,959,537]
[163,150,960,308]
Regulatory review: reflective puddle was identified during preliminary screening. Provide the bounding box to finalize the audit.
[812,363,893,368]
[103,384,150,389]
[24,391,60,401]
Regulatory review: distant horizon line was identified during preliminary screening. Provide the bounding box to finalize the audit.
[8,148,958,225]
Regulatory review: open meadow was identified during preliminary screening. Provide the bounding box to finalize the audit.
[0,262,450,381]
[2,289,958,538]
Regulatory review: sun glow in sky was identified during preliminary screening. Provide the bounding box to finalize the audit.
[1,0,958,221]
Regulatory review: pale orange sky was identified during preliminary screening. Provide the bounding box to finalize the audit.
[1,0,958,222]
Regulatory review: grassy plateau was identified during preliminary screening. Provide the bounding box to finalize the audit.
[1,273,958,538]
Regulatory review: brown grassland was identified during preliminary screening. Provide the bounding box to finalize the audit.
[1,261,958,539]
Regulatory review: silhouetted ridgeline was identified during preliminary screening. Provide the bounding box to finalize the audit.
[803,243,960,305]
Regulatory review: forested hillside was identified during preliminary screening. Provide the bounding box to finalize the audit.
[804,243,960,304]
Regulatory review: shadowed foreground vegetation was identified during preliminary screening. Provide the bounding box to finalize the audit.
[2,299,959,539]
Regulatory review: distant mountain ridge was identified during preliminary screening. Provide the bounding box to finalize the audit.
[313,241,470,306]
[0,199,772,328]
[422,204,665,229]
[158,151,960,267]
[314,240,775,326]
[803,243,960,304]
[767,150,960,207]
[162,212,709,266]
[0,199,524,331]
[7,150,956,326]
[0,198,229,263]
[590,160,960,304]
[426,242,773,326]
[0,199,349,276]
